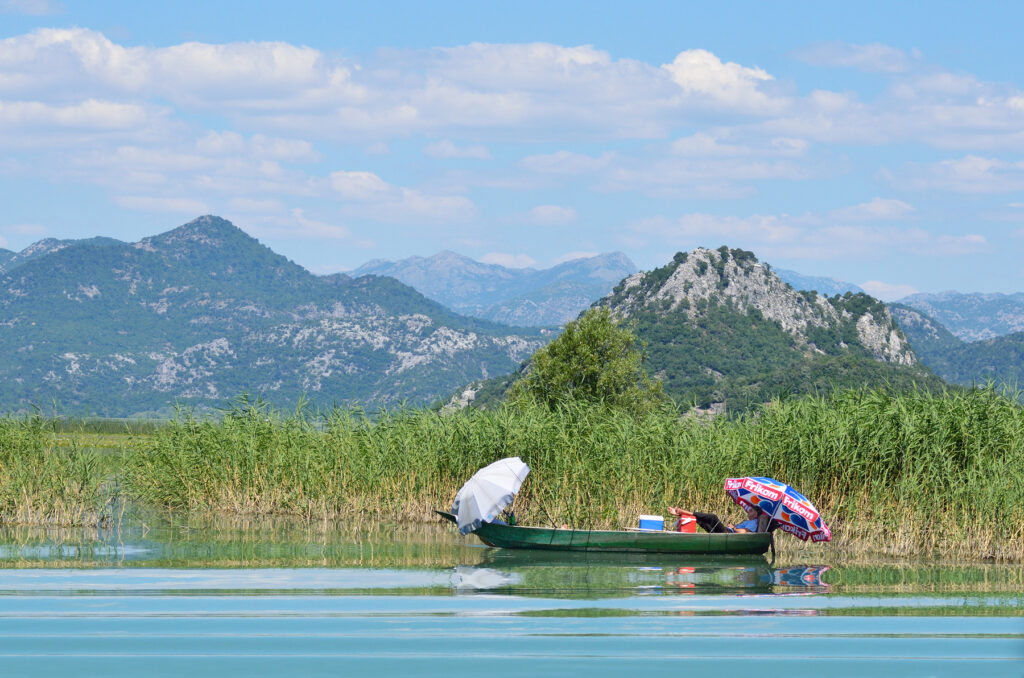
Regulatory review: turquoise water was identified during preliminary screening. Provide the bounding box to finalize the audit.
[0,523,1020,677]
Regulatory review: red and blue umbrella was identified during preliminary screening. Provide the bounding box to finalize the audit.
[724,477,831,542]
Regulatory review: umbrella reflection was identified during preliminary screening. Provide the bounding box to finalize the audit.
[452,565,521,590]
[449,556,830,597]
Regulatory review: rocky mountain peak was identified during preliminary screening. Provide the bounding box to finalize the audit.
[138,215,256,252]
[604,246,916,366]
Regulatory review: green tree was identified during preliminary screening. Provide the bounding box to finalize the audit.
[509,307,666,413]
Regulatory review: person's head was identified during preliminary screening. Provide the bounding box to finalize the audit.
[745,504,762,519]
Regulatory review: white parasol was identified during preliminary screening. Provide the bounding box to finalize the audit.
[451,457,530,535]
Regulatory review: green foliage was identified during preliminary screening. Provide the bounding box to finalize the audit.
[508,308,665,413]
[729,247,758,268]
[121,387,1024,559]
[891,305,1024,395]
[0,414,113,525]
[830,291,888,321]
[626,298,943,411]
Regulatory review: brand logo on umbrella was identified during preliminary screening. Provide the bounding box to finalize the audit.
[782,494,820,523]
[742,478,782,501]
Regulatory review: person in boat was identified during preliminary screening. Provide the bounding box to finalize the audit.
[668,504,773,533]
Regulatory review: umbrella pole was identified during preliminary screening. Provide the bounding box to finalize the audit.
[766,499,784,560]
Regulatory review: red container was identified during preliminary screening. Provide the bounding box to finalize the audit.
[675,517,696,533]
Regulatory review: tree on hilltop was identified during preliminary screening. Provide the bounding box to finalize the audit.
[509,307,666,413]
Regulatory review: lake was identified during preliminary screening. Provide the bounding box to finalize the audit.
[0,520,1020,677]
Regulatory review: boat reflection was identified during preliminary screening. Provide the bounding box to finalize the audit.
[451,550,829,596]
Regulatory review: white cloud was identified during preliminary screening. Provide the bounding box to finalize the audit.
[0,30,794,142]
[330,170,391,200]
[860,280,919,301]
[115,195,210,214]
[526,205,577,225]
[792,42,915,73]
[517,133,816,199]
[670,133,808,158]
[423,139,490,159]
[602,154,809,198]
[520,150,613,174]
[883,155,1024,193]
[926,233,989,255]
[661,49,785,113]
[480,252,537,268]
[329,169,475,222]
[631,202,990,260]
[197,131,319,162]
[829,198,915,221]
[287,207,353,240]
[4,28,1023,155]
[0,99,150,129]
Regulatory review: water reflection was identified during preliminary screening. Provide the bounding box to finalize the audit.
[0,518,1020,599]
[451,550,829,596]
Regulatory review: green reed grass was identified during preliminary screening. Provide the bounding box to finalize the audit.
[121,386,1024,561]
[0,414,116,526]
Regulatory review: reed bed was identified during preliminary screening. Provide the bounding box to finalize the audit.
[0,415,116,526]
[120,386,1024,561]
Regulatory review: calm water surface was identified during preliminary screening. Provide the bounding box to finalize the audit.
[0,521,1020,677]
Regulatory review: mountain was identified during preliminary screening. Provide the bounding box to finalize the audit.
[458,246,942,412]
[890,305,1024,390]
[895,291,1024,341]
[772,268,864,296]
[0,216,546,416]
[592,247,940,410]
[0,237,127,272]
[351,250,637,326]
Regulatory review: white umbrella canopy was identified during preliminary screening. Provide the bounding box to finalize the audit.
[451,457,530,535]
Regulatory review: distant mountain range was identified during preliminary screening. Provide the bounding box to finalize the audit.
[889,305,1024,390]
[351,251,636,327]
[772,268,864,297]
[0,216,545,416]
[3,218,1020,417]
[894,291,1024,341]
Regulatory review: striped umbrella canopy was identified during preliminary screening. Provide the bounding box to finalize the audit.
[724,477,831,542]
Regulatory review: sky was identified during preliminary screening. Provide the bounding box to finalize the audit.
[1,1,1023,300]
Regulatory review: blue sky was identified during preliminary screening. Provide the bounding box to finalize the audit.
[2,1,1022,299]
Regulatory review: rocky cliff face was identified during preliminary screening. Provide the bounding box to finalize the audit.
[606,247,915,366]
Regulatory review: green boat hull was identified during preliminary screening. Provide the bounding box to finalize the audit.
[439,513,771,555]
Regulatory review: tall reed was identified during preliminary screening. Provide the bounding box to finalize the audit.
[0,414,114,525]
[122,386,1024,560]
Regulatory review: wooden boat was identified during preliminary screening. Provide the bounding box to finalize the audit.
[437,512,771,555]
